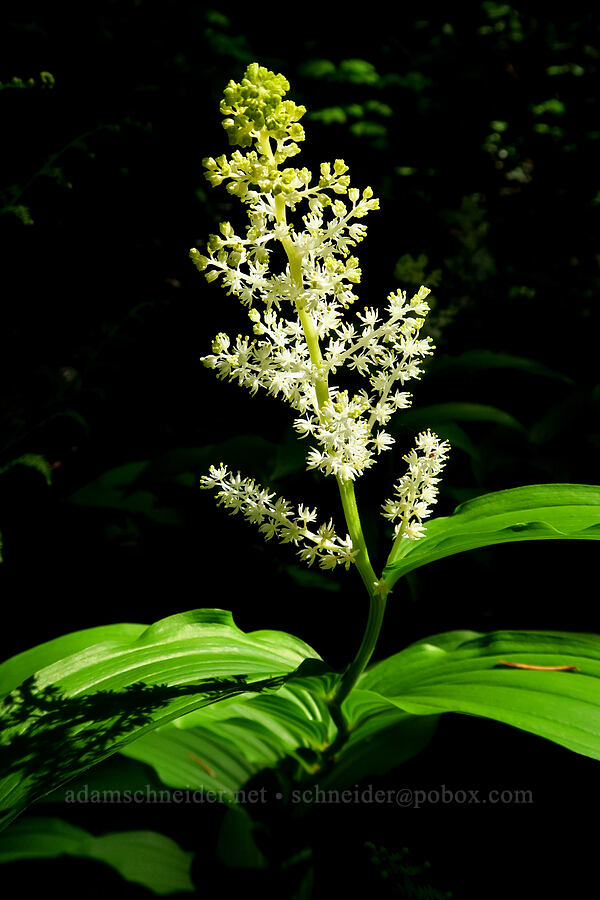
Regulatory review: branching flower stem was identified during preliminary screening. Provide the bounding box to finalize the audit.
[259,127,390,737]
[197,65,450,759]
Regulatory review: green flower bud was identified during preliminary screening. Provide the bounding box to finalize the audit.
[189,248,208,271]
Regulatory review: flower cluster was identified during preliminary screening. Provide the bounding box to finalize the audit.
[200,464,357,570]
[194,64,437,480]
[199,285,433,481]
[194,63,450,571]
[190,162,376,311]
[296,285,434,480]
[381,431,451,540]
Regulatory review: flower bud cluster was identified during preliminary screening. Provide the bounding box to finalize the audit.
[219,63,306,150]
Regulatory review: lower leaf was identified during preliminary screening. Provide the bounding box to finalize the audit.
[0,609,322,830]
[359,630,600,760]
[0,816,195,894]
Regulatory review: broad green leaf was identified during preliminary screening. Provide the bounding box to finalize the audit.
[0,623,146,699]
[0,816,194,894]
[410,629,482,651]
[121,675,336,799]
[384,484,600,588]
[121,723,263,797]
[121,675,434,808]
[359,630,600,760]
[0,609,322,830]
[176,676,334,749]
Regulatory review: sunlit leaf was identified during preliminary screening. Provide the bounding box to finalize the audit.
[360,629,600,759]
[384,484,600,587]
[0,609,322,829]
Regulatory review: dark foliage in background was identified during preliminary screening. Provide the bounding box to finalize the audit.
[0,4,598,897]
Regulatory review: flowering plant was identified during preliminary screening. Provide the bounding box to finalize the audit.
[0,62,599,895]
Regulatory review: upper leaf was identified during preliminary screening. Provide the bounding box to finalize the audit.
[383,483,600,588]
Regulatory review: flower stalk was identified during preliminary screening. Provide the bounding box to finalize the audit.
[193,63,450,752]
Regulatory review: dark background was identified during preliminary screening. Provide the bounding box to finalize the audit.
[0,3,598,897]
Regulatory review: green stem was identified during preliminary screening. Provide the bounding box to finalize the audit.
[325,579,388,757]
[258,127,390,753]
[337,478,378,595]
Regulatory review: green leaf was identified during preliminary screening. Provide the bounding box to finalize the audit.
[120,722,264,797]
[122,673,335,795]
[0,609,322,830]
[0,623,146,699]
[0,816,194,894]
[117,672,338,808]
[384,484,600,588]
[359,630,600,760]
[177,676,334,749]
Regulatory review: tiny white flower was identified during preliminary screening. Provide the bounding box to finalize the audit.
[372,431,395,454]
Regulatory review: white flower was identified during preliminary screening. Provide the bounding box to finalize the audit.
[373,431,395,454]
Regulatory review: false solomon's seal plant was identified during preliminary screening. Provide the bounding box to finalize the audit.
[1,63,600,894]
